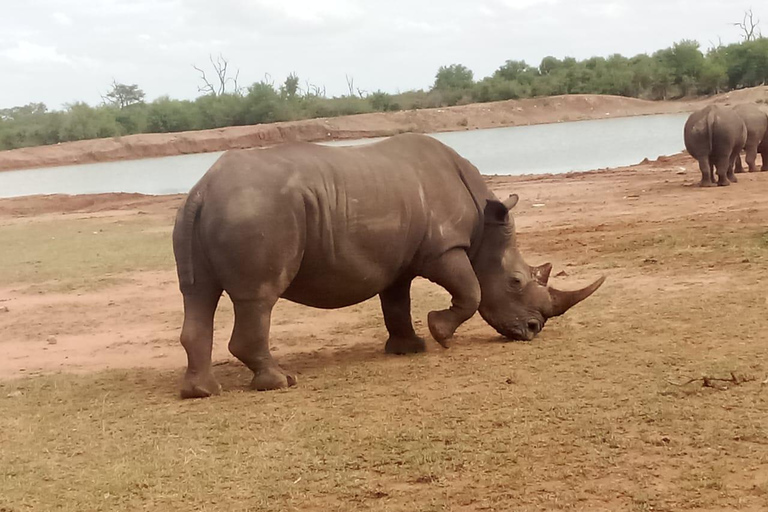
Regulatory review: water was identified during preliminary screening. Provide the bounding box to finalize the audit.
[0,113,689,199]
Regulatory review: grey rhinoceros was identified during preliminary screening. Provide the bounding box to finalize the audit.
[733,103,768,173]
[684,105,747,186]
[172,134,605,398]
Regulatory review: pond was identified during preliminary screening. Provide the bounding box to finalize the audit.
[0,113,689,198]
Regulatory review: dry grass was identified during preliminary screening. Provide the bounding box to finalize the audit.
[1,204,768,511]
[0,215,172,290]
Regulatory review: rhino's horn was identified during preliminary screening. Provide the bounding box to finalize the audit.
[532,262,553,285]
[547,276,606,318]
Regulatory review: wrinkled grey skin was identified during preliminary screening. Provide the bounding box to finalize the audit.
[172,134,604,398]
[733,103,768,173]
[684,105,747,187]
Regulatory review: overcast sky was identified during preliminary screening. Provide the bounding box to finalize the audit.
[0,0,762,110]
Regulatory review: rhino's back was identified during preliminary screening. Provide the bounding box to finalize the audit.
[734,104,768,141]
[197,134,485,308]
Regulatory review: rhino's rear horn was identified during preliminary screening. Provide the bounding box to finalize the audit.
[547,276,606,318]
[532,262,553,285]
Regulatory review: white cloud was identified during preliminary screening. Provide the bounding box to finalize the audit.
[496,0,560,10]
[0,0,764,109]
[1,41,71,64]
[52,12,73,26]
[250,0,364,24]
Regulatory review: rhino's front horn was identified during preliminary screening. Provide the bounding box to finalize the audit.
[546,276,606,318]
[532,262,553,285]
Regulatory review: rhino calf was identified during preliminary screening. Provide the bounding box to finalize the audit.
[172,134,604,398]
[733,103,768,173]
[684,105,747,187]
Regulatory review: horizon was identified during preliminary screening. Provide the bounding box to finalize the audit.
[1,1,763,110]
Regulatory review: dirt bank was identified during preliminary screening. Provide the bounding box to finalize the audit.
[3,87,767,172]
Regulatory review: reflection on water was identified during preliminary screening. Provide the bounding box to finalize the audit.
[0,113,688,198]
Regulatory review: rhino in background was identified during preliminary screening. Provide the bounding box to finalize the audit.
[172,134,605,398]
[733,103,768,173]
[684,105,747,186]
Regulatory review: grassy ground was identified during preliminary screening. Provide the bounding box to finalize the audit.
[0,214,172,292]
[1,168,768,511]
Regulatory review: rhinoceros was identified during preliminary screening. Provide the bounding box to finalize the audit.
[172,134,605,398]
[684,105,747,186]
[733,103,768,173]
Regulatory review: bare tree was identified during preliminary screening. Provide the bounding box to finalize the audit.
[193,54,242,96]
[345,74,356,96]
[345,74,368,98]
[733,8,762,41]
[305,81,326,98]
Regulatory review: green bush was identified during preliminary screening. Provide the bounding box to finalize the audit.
[1,37,767,151]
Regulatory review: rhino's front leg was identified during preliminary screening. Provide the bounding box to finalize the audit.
[380,277,426,354]
[229,299,297,391]
[421,248,481,348]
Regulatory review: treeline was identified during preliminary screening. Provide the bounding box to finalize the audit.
[1,38,767,151]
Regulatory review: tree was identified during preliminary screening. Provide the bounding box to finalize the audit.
[733,8,762,41]
[655,40,705,96]
[281,73,300,100]
[494,60,534,83]
[433,64,474,90]
[368,91,398,112]
[193,54,242,96]
[539,56,562,75]
[102,80,145,109]
[146,97,197,132]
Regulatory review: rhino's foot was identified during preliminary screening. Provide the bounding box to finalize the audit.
[180,370,222,399]
[717,179,731,187]
[385,335,426,355]
[250,366,297,391]
[699,180,716,188]
[728,175,738,183]
[427,310,460,348]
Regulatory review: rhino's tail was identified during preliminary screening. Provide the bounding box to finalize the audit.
[172,187,205,289]
[706,106,717,154]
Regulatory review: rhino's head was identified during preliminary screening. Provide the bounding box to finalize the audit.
[474,195,605,341]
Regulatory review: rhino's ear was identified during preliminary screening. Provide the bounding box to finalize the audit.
[503,194,519,210]
[484,199,510,225]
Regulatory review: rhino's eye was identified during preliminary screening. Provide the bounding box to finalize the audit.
[508,276,522,289]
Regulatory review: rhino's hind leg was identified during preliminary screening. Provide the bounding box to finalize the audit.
[422,249,481,348]
[713,155,732,186]
[697,157,715,187]
[727,151,739,183]
[744,143,759,172]
[734,152,746,173]
[380,277,426,354]
[180,289,223,399]
[229,299,297,391]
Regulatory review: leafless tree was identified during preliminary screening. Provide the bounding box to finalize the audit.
[305,81,326,98]
[733,8,762,42]
[345,74,368,98]
[345,74,355,96]
[193,54,242,96]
